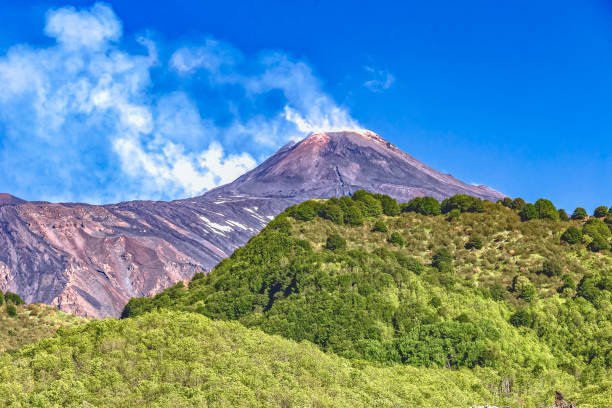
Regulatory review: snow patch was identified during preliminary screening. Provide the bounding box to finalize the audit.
[199,216,233,235]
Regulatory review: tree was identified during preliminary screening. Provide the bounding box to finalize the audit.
[561,226,582,244]
[510,198,526,211]
[352,190,383,218]
[441,195,484,214]
[377,194,400,216]
[388,231,405,247]
[465,236,483,250]
[540,259,562,277]
[403,197,441,216]
[534,198,558,220]
[320,203,344,225]
[372,220,388,232]
[343,206,364,226]
[587,235,610,252]
[4,291,24,305]
[6,303,17,317]
[512,276,536,302]
[557,209,569,221]
[289,202,317,221]
[498,197,512,207]
[519,204,538,221]
[325,233,346,251]
[510,310,532,327]
[594,206,609,218]
[571,207,588,220]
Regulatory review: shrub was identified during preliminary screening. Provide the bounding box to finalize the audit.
[289,202,317,221]
[559,274,576,292]
[343,206,364,226]
[352,190,383,217]
[446,209,461,221]
[432,248,453,270]
[4,291,24,305]
[465,236,483,250]
[6,303,17,316]
[372,220,388,233]
[325,233,346,250]
[561,227,582,244]
[540,259,563,277]
[404,197,441,216]
[534,199,558,220]
[519,204,538,221]
[510,310,532,327]
[605,213,612,226]
[510,198,526,211]
[571,207,588,220]
[594,206,609,218]
[587,235,610,252]
[388,231,405,247]
[0,292,3,306]
[498,197,512,207]
[583,219,611,238]
[557,209,569,221]
[512,276,536,302]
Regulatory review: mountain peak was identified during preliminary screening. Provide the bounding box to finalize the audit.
[0,193,25,206]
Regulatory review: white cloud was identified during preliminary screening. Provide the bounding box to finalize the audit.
[364,66,395,92]
[0,2,359,203]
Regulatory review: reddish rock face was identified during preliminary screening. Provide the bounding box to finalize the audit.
[0,130,504,317]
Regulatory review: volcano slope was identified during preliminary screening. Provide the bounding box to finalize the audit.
[0,130,503,317]
[124,191,612,407]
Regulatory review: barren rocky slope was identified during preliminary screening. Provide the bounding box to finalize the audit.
[0,130,503,317]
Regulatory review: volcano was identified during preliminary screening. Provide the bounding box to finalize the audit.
[0,130,504,317]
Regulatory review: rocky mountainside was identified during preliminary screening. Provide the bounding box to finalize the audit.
[0,130,504,317]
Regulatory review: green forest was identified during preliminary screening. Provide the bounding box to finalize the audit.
[2,192,611,407]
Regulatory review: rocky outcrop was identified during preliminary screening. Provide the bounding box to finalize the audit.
[0,129,504,317]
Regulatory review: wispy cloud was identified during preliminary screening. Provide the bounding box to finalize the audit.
[363,66,395,92]
[0,3,360,203]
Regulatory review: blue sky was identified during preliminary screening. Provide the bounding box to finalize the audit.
[0,1,610,212]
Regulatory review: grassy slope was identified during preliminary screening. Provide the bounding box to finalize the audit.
[0,310,541,408]
[123,200,611,407]
[0,303,86,353]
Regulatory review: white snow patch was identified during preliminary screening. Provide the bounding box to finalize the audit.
[199,216,233,235]
[266,215,274,220]
[226,220,254,231]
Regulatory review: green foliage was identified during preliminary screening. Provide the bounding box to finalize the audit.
[558,209,569,221]
[388,231,405,247]
[512,276,536,302]
[446,208,461,221]
[432,248,453,270]
[594,206,609,218]
[540,259,563,277]
[441,194,484,214]
[519,203,538,221]
[588,235,610,252]
[403,196,441,216]
[288,201,317,221]
[0,292,3,306]
[319,202,344,225]
[509,309,532,327]
[583,219,611,238]
[465,236,483,250]
[510,197,526,211]
[344,205,364,226]
[498,197,512,207]
[535,198,559,220]
[326,233,346,250]
[372,220,388,232]
[561,226,582,244]
[377,194,400,216]
[352,190,383,217]
[4,291,24,305]
[572,207,588,220]
[6,304,17,317]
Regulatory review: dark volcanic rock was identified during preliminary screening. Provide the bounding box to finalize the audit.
[0,130,504,317]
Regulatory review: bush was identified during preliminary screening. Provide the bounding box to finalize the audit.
[326,233,347,251]
[519,204,538,221]
[557,209,569,221]
[404,197,441,216]
[6,303,17,316]
[372,220,388,232]
[343,206,364,226]
[432,248,453,270]
[571,207,588,220]
[498,197,512,207]
[510,198,526,211]
[534,199,558,220]
[512,276,536,302]
[446,209,461,221]
[465,236,483,250]
[4,291,24,305]
[583,219,611,238]
[605,213,612,226]
[0,292,3,306]
[561,227,582,244]
[510,310,532,327]
[352,190,383,218]
[289,202,317,221]
[587,235,610,252]
[441,195,484,214]
[540,259,563,277]
[594,206,609,218]
[388,231,405,247]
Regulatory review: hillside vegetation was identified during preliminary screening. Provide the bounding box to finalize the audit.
[123,192,612,407]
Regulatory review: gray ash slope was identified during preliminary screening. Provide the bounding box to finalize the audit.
[0,130,504,317]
